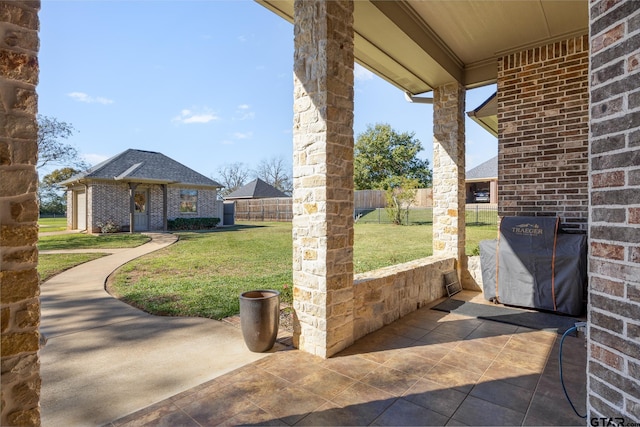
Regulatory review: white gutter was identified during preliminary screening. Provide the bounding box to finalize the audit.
[404,91,433,104]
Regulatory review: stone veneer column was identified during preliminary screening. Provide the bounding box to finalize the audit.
[0,1,42,425]
[292,0,355,358]
[432,83,466,278]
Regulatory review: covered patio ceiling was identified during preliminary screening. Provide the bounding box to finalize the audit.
[257,0,588,95]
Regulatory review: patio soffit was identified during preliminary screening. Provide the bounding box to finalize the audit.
[256,0,588,94]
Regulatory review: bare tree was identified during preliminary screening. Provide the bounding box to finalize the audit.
[215,162,251,197]
[254,156,293,196]
[37,115,88,170]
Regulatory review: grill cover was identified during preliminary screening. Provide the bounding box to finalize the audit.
[480,217,587,316]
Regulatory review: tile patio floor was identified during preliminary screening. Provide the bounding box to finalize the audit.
[110,292,587,426]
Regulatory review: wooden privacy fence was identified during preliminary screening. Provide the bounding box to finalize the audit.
[231,189,433,222]
[355,189,433,209]
[233,198,293,222]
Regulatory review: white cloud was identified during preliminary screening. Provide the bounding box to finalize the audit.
[172,108,219,124]
[221,140,234,145]
[234,104,255,121]
[68,91,114,105]
[237,35,248,43]
[233,131,253,140]
[354,63,374,82]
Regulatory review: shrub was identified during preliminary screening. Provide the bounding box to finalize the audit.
[96,219,120,233]
[167,217,220,231]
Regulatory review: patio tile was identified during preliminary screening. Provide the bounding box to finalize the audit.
[298,383,396,426]
[523,392,587,426]
[463,328,513,348]
[294,366,356,400]
[451,395,525,426]
[252,384,329,425]
[382,351,439,377]
[482,360,542,391]
[216,403,287,427]
[404,342,453,363]
[469,377,535,414]
[497,347,548,372]
[424,361,482,394]
[439,348,495,375]
[371,398,449,426]
[360,365,421,396]
[430,321,480,340]
[320,353,382,380]
[111,402,190,427]
[504,333,555,357]
[416,330,463,348]
[178,390,252,425]
[252,350,321,383]
[404,377,467,418]
[384,322,432,340]
[454,337,505,360]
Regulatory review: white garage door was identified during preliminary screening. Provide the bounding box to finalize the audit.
[75,191,86,230]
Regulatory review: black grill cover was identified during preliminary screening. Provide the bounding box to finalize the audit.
[480,217,587,316]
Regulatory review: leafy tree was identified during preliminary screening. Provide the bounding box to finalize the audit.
[255,156,293,196]
[384,176,420,225]
[215,162,250,197]
[354,123,432,190]
[37,115,88,170]
[38,167,80,215]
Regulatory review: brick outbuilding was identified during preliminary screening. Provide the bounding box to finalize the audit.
[60,149,223,233]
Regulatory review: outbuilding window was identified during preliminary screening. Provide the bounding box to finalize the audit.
[180,189,198,213]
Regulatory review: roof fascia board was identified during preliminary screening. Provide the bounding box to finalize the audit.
[371,0,463,86]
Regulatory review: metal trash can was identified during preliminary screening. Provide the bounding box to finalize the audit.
[239,290,280,352]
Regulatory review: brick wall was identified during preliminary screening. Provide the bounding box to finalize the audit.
[66,183,220,232]
[498,35,590,229]
[588,0,640,422]
[0,1,42,424]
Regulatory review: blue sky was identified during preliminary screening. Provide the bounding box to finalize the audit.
[37,0,497,180]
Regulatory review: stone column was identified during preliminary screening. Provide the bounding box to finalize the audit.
[292,0,355,358]
[0,1,42,425]
[432,83,467,280]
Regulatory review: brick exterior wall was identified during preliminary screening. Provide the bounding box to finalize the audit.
[588,1,640,422]
[66,182,220,232]
[0,1,42,425]
[498,35,590,230]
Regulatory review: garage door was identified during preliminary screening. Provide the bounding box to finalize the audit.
[75,191,86,230]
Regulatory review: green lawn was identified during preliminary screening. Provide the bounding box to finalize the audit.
[39,253,108,282]
[107,221,497,320]
[38,233,151,282]
[38,233,150,251]
[38,216,67,232]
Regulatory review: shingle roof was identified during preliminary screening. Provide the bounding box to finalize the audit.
[466,155,497,180]
[60,149,222,188]
[225,178,287,199]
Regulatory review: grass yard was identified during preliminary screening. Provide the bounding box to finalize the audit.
[108,221,497,320]
[38,233,150,251]
[39,253,108,282]
[38,216,67,232]
[38,233,150,282]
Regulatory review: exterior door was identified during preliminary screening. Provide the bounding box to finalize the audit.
[134,189,149,231]
[75,190,86,230]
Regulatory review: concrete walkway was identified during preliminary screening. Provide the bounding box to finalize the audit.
[40,233,274,427]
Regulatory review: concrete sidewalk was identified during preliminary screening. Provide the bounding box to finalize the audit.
[40,233,276,427]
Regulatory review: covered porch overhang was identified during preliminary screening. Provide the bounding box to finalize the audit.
[256,0,589,358]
